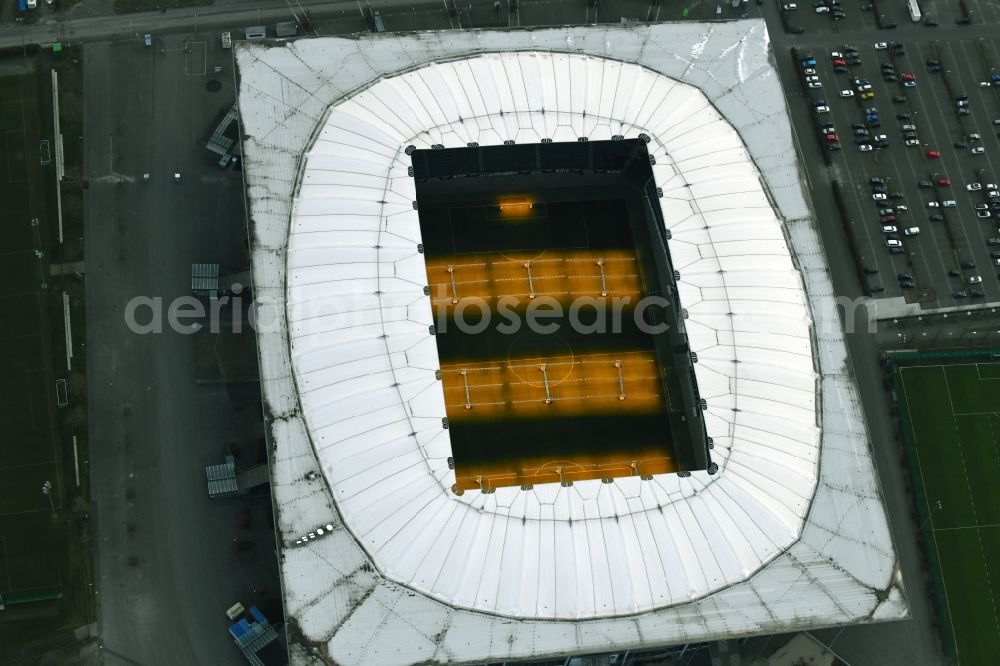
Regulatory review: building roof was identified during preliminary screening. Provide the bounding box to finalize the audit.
[236,22,906,666]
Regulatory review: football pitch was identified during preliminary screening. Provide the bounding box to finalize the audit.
[895,357,1000,665]
[0,71,65,621]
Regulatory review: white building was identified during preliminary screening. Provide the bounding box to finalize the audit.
[236,22,907,665]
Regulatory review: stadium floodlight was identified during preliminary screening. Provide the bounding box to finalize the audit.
[41,480,55,518]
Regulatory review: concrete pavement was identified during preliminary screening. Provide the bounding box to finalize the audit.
[84,35,277,665]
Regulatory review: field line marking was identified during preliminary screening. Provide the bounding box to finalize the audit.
[0,459,58,473]
[0,536,11,593]
[901,372,962,661]
[953,410,1000,417]
[942,366,958,417]
[935,523,1000,532]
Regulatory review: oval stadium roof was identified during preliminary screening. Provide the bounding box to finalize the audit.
[236,22,905,665]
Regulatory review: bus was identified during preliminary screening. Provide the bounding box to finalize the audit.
[908,0,921,22]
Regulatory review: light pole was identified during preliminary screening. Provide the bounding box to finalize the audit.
[42,480,56,518]
[919,499,942,531]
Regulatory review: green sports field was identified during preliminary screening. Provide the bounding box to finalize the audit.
[897,358,1000,665]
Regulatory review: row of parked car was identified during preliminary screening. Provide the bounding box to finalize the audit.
[781,0,847,20]
[870,178,918,264]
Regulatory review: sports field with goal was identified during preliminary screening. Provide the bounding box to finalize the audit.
[894,355,1000,664]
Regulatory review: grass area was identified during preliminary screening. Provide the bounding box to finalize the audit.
[895,356,1000,665]
[0,48,93,660]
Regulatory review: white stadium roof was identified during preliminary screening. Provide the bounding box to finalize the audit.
[237,22,906,665]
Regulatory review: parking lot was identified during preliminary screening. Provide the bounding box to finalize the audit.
[782,31,1000,306]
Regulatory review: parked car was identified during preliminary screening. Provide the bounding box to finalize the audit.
[972,146,986,155]
[927,150,941,158]
[968,183,982,191]
[904,227,920,236]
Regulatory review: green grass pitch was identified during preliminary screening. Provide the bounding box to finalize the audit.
[899,361,1000,665]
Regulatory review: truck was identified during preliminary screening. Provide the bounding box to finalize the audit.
[907,0,921,22]
[221,31,232,49]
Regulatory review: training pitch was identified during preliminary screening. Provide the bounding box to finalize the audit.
[894,354,1000,665]
[0,71,64,619]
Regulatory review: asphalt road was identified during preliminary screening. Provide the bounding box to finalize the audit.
[84,35,279,666]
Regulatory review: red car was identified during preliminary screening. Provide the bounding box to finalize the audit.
[937,177,952,186]
[833,58,846,67]
[825,133,840,142]
[927,150,941,158]
[902,72,916,81]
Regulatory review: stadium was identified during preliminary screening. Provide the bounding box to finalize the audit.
[236,22,907,665]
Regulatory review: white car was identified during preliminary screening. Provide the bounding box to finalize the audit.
[882,225,898,233]
[816,5,830,12]
[859,143,873,152]
[783,2,797,9]
[874,42,888,50]
[858,84,873,91]
[873,192,887,200]
[968,183,982,191]
[808,82,823,89]
[979,211,994,219]
[980,81,992,88]
[804,68,817,75]
[840,89,855,98]
[875,134,888,141]
[815,105,831,113]
[896,205,908,212]
[926,201,939,208]
[971,146,985,155]
[943,200,957,207]
[905,139,920,146]
[886,238,902,248]
[988,184,998,189]
[904,227,920,236]
[831,51,843,58]
[806,75,820,82]
[968,275,983,284]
